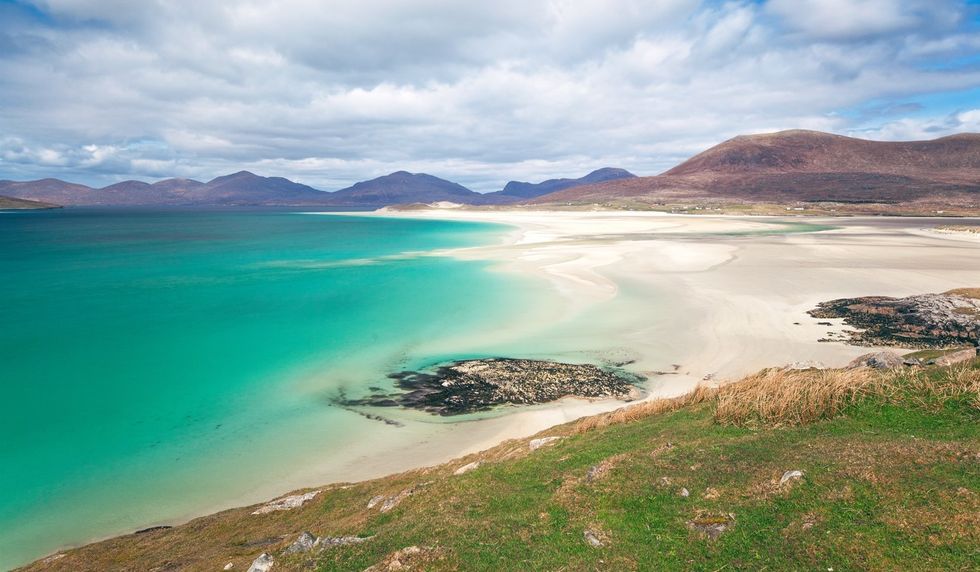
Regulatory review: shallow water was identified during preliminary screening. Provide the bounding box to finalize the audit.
[0,208,555,569]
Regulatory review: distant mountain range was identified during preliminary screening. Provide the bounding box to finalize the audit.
[3,130,978,210]
[483,168,636,201]
[531,130,980,207]
[0,168,634,208]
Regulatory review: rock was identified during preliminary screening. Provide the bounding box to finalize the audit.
[847,351,904,369]
[780,470,805,486]
[252,490,321,515]
[679,487,690,497]
[810,293,980,348]
[224,563,234,570]
[380,489,412,513]
[135,525,173,534]
[283,532,317,555]
[363,546,427,571]
[583,528,604,547]
[903,357,923,366]
[783,361,826,371]
[338,358,643,416]
[369,485,423,513]
[247,553,274,572]
[585,465,604,482]
[453,461,481,475]
[688,514,734,540]
[529,436,562,451]
[317,536,371,548]
[934,347,977,366]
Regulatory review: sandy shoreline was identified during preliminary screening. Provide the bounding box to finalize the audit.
[180,210,980,508]
[29,210,980,565]
[270,210,980,491]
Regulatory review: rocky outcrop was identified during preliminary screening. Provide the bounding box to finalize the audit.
[340,358,643,416]
[934,347,978,366]
[283,532,370,555]
[246,553,273,572]
[810,292,980,348]
[251,490,321,515]
[453,461,481,475]
[367,483,431,513]
[529,436,563,451]
[847,351,905,369]
[283,532,316,555]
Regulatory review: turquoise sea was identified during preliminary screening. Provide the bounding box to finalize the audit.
[0,208,552,569]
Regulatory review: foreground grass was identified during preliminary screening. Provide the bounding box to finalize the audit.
[22,362,980,571]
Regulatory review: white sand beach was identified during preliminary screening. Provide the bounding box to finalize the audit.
[287,210,980,489]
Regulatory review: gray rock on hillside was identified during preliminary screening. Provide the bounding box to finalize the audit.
[847,351,904,369]
[247,553,274,572]
[780,470,805,486]
[284,532,317,554]
[934,347,978,366]
[252,490,321,514]
[453,461,481,475]
[583,528,604,547]
[529,436,562,451]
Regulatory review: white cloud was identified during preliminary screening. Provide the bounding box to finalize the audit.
[0,0,978,190]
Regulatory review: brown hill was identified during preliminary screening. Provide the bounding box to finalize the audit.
[532,130,980,208]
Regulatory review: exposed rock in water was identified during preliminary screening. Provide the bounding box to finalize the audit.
[338,358,643,416]
[810,293,980,348]
[847,351,905,369]
[247,553,274,572]
[252,490,321,515]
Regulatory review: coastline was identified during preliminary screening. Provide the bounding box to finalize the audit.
[218,209,980,497]
[21,209,980,568]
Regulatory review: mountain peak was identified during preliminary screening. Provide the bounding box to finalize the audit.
[493,167,636,200]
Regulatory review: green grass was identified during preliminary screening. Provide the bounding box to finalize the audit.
[904,347,974,362]
[21,362,980,572]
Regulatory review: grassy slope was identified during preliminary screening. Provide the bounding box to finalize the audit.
[22,362,980,572]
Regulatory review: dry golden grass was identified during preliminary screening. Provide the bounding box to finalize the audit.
[574,362,980,433]
[945,287,980,299]
[714,367,881,426]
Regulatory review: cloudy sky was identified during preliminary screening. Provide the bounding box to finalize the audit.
[1,0,979,192]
